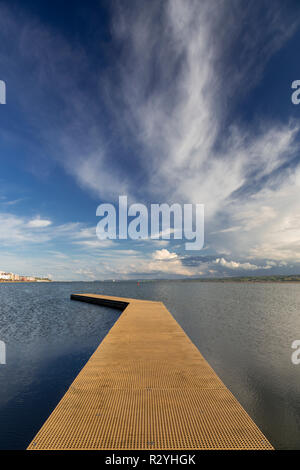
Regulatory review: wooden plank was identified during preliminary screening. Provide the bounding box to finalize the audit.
[27,294,273,450]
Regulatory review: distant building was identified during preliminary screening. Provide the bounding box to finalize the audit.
[0,272,12,280]
[0,270,48,282]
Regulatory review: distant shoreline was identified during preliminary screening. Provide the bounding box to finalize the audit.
[0,280,52,283]
[185,276,300,283]
[1,277,300,284]
[96,276,300,283]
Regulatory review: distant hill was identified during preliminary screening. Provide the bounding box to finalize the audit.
[192,275,300,282]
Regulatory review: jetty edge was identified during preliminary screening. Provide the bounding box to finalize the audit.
[27,293,273,450]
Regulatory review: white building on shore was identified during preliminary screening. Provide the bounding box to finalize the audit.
[0,271,13,280]
[0,271,37,281]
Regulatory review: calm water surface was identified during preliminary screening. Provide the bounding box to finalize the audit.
[0,280,299,449]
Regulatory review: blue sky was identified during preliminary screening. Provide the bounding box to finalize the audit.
[1,0,300,280]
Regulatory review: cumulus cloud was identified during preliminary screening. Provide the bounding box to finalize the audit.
[147,259,193,277]
[214,257,271,271]
[152,249,178,261]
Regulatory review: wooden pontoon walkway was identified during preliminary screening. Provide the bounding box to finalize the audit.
[27,294,273,450]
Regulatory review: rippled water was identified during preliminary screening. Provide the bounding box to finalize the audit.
[0,280,299,449]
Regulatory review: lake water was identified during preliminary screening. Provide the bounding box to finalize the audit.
[0,280,299,449]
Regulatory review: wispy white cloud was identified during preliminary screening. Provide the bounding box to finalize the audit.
[0,198,24,206]
[27,217,52,228]
[104,0,300,217]
[73,239,115,249]
[0,213,51,244]
[211,166,300,263]
[214,257,271,271]
[0,212,92,247]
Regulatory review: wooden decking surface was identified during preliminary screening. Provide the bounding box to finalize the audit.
[27,294,273,450]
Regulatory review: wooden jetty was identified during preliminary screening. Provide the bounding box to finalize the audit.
[27,294,273,450]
